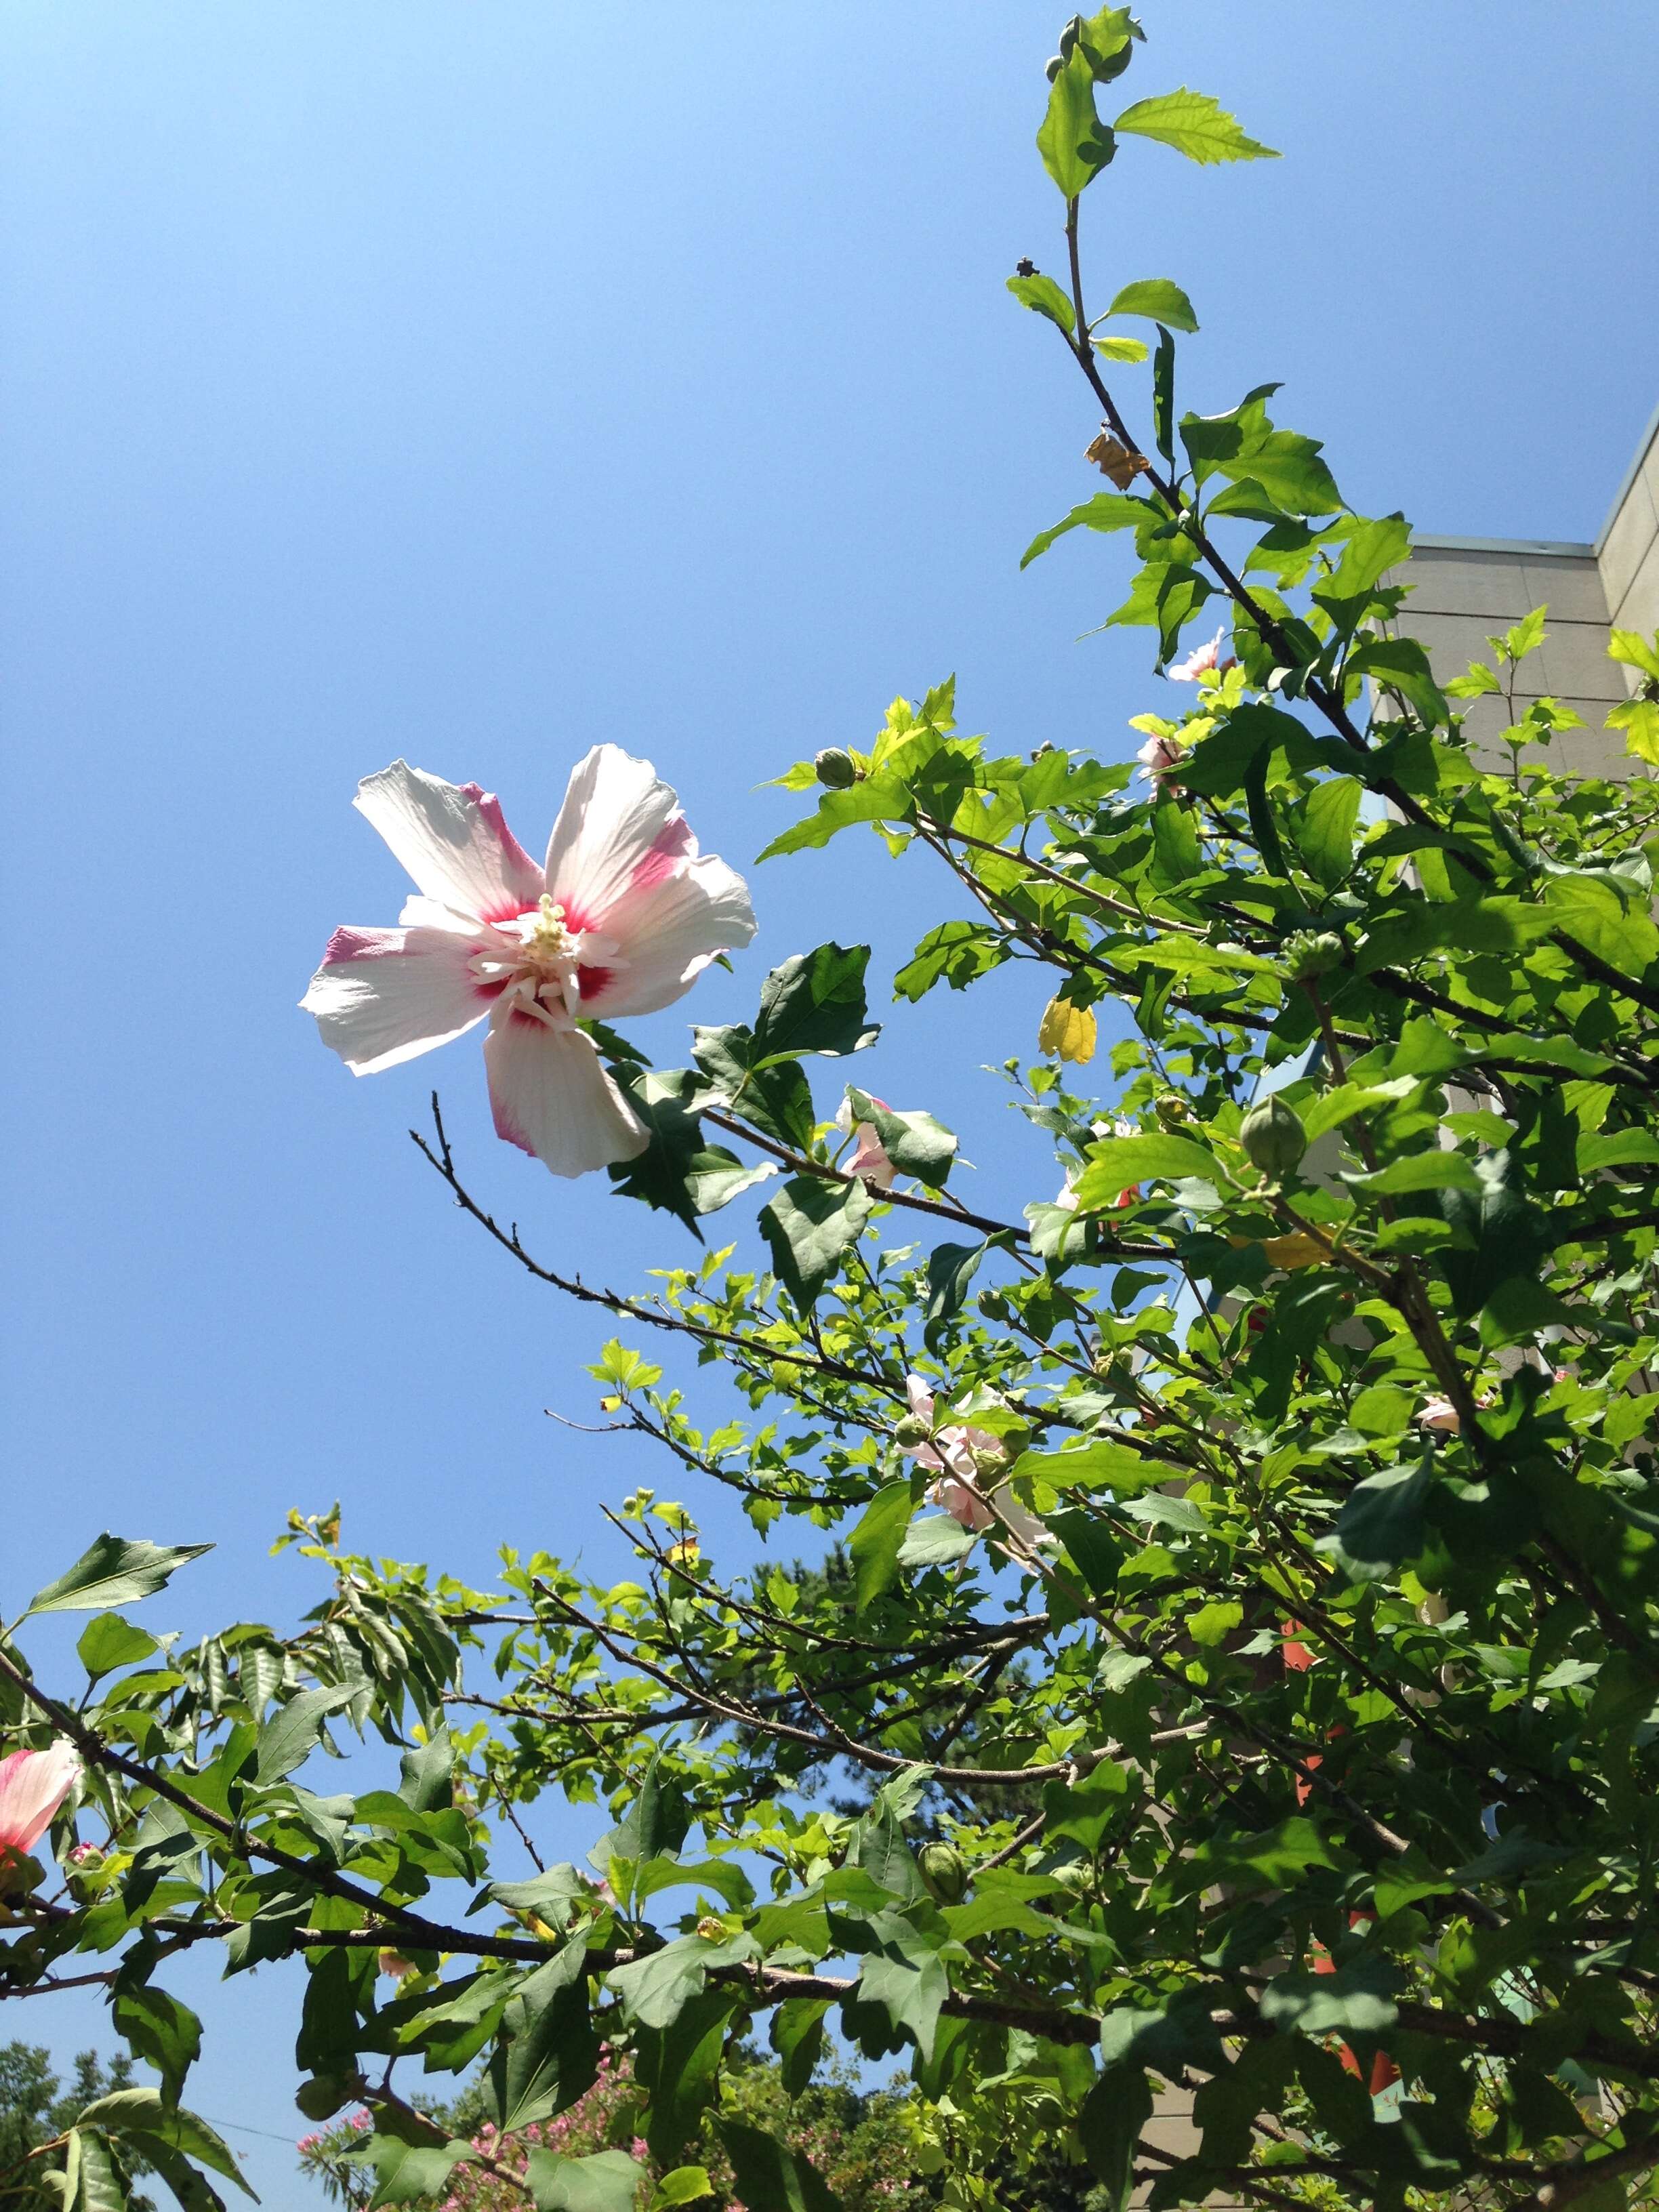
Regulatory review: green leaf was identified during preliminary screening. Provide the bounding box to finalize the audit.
[523,2151,646,2212]
[1259,1956,1399,2039]
[73,2093,253,2199]
[844,1089,956,1187]
[1092,334,1149,363]
[690,1029,814,1151]
[609,1931,756,2032]
[491,1943,600,2132]
[1112,88,1278,164]
[716,2122,842,2212]
[1300,1078,1416,1144]
[1326,514,1411,599]
[1168,1815,1342,1900]
[361,2137,474,2211]
[396,1727,454,1812]
[758,1177,872,1312]
[1073,1133,1220,1202]
[635,1988,743,2165]
[771,1999,831,2096]
[1006,271,1075,333]
[1151,325,1175,467]
[924,1238,987,1327]
[1610,626,1659,682]
[253,1684,358,1786]
[24,1536,213,1619]
[1348,636,1448,725]
[68,2131,126,2212]
[897,1512,977,1567]
[849,1481,914,1616]
[77,1613,160,1681]
[1347,1152,1485,1196]
[1326,1460,1433,1581]
[649,2170,714,2212]
[1010,1439,1179,1496]
[1294,777,1364,890]
[1105,278,1198,333]
[1051,1509,1122,1596]
[608,1067,776,1235]
[112,1984,203,2108]
[754,944,880,1059]
[1036,49,1117,198]
[1080,2070,1155,2212]
[1020,492,1149,569]
[758,771,916,861]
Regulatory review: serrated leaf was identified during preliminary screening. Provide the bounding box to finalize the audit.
[523,2150,646,2212]
[24,1536,213,1619]
[1113,88,1277,164]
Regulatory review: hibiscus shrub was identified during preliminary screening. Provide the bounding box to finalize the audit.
[7,9,1659,2212]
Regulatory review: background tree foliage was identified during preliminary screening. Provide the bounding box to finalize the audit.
[5,9,1659,2212]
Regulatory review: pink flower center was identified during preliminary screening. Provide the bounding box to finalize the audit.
[467,895,624,1029]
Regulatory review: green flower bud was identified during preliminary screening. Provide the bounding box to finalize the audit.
[977,1288,1012,1321]
[1153,1092,1190,1127]
[918,1841,969,1905]
[1044,54,1065,81]
[1282,929,1345,983]
[1239,1094,1307,1183]
[894,1414,931,1448]
[814,748,859,790]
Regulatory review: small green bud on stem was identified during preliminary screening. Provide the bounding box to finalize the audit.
[814,748,859,790]
[919,1841,969,1905]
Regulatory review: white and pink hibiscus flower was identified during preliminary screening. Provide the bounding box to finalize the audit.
[835,1094,896,1189]
[1166,626,1227,682]
[0,1740,80,1864]
[897,1376,1049,1551]
[302,750,756,1178]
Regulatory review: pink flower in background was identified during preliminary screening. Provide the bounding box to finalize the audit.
[1135,728,1186,792]
[1417,1394,1461,1434]
[0,1740,80,1860]
[835,1094,895,1188]
[1167,626,1226,681]
[897,1376,1048,1549]
[302,750,756,1178]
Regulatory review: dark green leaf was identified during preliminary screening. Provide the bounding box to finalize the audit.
[112,1984,202,2108]
[24,1536,213,1619]
[771,1999,831,2097]
[635,1990,742,2163]
[77,1613,161,1681]
[716,2123,842,2212]
[1326,1460,1434,1580]
[754,944,880,1059]
[759,1178,872,1311]
[844,1089,956,1187]
[253,1685,358,1786]
[849,1481,914,1616]
[491,1943,600,2132]
[73,2093,253,2199]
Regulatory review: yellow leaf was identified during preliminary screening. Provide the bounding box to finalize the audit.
[1083,430,1149,489]
[1039,998,1097,1064]
[1261,1231,1326,1270]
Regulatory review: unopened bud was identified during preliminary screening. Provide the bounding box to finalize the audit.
[968,1445,1006,1477]
[695,1915,726,1942]
[1058,17,1082,59]
[894,1414,931,1448]
[977,1289,1012,1322]
[1153,1092,1190,1127]
[1282,930,1345,983]
[1044,54,1065,81]
[814,748,859,790]
[918,1841,969,1905]
[1239,1094,1307,1183]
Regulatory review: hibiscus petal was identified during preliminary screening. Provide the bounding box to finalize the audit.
[484,1013,650,1178]
[0,1742,80,1853]
[302,927,493,1074]
[354,761,545,924]
[577,855,757,1019]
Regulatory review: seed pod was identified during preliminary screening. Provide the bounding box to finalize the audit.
[814,748,859,790]
[1282,929,1345,983]
[1240,1094,1307,1182]
[894,1414,931,1448]
[918,1841,969,1905]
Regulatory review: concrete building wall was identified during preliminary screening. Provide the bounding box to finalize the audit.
[1379,403,1658,780]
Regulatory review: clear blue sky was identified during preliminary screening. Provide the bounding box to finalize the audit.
[3,3,1655,2195]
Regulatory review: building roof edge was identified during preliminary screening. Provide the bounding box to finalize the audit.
[1410,533,1596,558]
[1595,402,1659,556]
